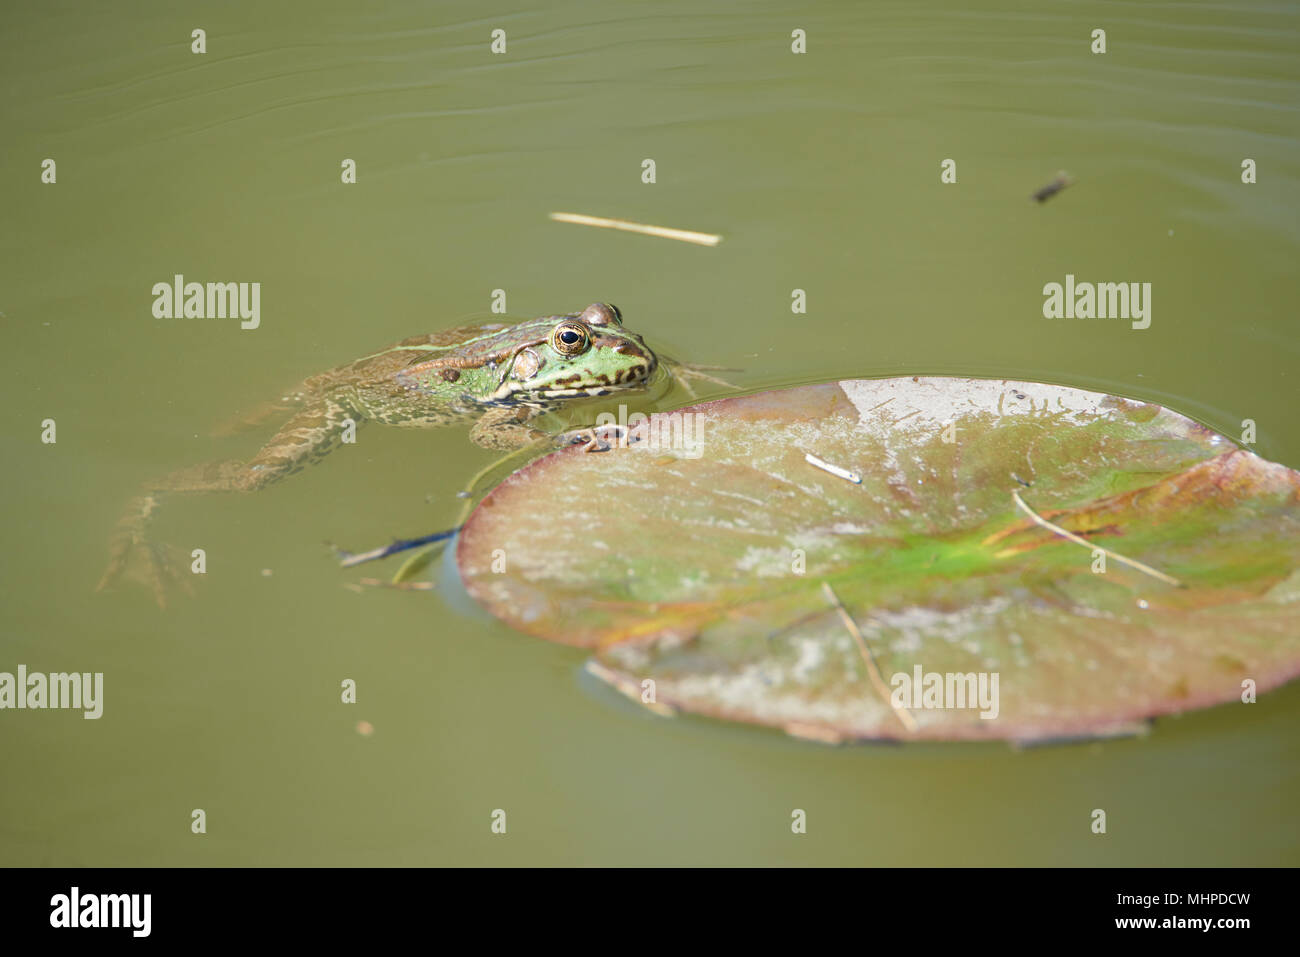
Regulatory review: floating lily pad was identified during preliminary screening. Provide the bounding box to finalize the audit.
[456,378,1300,743]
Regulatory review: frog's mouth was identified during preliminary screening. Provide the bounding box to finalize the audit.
[494,339,658,401]
[536,353,657,399]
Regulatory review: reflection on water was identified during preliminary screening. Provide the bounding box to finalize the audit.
[1,0,1298,865]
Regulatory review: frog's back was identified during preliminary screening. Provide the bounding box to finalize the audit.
[304,320,536,393]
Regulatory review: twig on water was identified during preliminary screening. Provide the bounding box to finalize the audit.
[549,211,722,247]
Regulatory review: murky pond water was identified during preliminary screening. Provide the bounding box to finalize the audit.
[2,0,1298,865]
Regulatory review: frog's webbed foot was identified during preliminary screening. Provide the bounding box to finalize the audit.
[96,494,196,609]
[96,455,280,607]
[659,355,741,398]
[99,398,354,606]
[555,423,631,453]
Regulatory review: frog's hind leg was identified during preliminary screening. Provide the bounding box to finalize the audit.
[162,398,355,493]
[233,397,356,490]
[208,390,309,438]
[97,398,355,604]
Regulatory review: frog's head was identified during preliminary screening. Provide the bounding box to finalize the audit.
[494,303,658,402]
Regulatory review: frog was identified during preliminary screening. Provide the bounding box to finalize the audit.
[97,302,730,605]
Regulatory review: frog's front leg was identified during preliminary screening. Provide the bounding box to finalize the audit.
[468,407,550,451]
[469,407,628,453]
[98,397,354,605]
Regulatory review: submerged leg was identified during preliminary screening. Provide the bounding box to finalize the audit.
[470,406,628,454]
[98,398,355,605]
[208,390,309,437]
[468,407,550,451]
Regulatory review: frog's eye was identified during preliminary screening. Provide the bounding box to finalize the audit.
[579,303,621,326]
[549,321,591,357]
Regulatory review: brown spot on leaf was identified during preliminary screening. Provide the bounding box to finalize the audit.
[1213,654,1247,673]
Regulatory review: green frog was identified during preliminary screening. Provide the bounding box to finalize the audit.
[98,302,726,604]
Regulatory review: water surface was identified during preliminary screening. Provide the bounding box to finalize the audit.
[2,0,1298,865]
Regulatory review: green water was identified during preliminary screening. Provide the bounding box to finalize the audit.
[2,0,1298,865]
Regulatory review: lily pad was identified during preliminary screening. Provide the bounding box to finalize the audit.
[456,378,1300,743]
